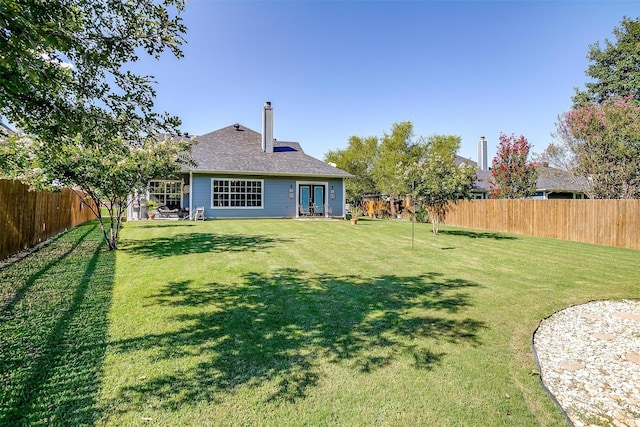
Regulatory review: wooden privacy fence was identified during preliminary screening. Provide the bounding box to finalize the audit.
[445,199,640,250]
[0,179,96,261]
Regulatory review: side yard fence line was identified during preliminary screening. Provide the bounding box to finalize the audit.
[0,179,96,261]
[445,199,640,250]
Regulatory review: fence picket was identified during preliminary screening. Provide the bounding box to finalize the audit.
[446,199,640,250]
[0,179,96,260]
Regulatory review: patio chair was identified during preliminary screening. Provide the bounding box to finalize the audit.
[194,206,205,221]
[299,204,310,216]
[314,204,323,216]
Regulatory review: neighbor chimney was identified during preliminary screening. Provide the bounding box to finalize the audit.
[262,101,274,153]
[477,136,488,171]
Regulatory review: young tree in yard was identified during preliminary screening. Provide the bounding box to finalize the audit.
[1,119,193,250]
[371,121,425,217]
[406,135,476,234]
[324,135,378,203]
[573,17,640,105]
[490,133,538,199]
[552,96,640,199]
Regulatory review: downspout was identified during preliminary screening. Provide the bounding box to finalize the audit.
[189,170,193,219]
[342,178,346,219]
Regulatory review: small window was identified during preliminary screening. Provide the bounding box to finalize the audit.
[212,178,263,209]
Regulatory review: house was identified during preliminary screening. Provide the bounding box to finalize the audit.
[134,102,351,220]
[457,155,588,200]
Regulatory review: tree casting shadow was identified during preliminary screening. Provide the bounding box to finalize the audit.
[104,269,486,412]
[120,232,289,258]
[0,222,115,426]
[442,229,518,240]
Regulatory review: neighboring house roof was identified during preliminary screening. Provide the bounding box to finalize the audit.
[455,156,587,194]
[186,124,351,178]
[535,165,588,193]
[455,156,492,192]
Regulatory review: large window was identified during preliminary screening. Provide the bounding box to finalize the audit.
[212,178,263,208]
[149,180,182,208]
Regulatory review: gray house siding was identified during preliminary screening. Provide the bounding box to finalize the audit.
[189,173,345,219]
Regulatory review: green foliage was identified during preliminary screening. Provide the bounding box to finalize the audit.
[1,129,193,250]
[573,17,640,105]
[369,121,426,217]
[555,96,640,199]
[324,135,378,203]
[371,122,423,199]
[414,205,429,223]
[0,0,187,142]
[349,204,363,219]
[0,0,190,249]
[406,135,476,234]
[490,133,538,199]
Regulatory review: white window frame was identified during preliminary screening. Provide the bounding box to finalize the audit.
[148,179,182,207]
[211,178,264,209]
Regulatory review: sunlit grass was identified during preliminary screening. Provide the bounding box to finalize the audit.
[1,218,638,426]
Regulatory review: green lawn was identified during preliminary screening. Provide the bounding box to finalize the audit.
[1,218,638,426]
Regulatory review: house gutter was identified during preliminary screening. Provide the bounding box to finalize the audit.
[180,168,352,179]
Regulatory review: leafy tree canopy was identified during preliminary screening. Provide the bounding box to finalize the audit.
[405,135,476,234]
[490,133,538,199]
[371,121,426,215]
[324,135,378,203]
[554,96,640,199]
[0,0,186,141]
[0,0,190,249]
[573,17,640,105]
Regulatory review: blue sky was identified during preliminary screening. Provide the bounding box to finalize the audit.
[137,0,638,162]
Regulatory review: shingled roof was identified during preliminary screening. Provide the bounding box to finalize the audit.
[186,124,351,178]
[455,156,588,193]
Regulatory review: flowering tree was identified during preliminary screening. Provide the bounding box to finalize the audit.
[405,135,476,234]
[1,128,193,250]
[490,133,538,199]
[553,96,640,199]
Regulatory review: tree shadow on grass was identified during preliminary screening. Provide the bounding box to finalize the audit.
[0,222,115,426]
[120,232,289,258]
[104,269,486,412]
[442,229,518,240]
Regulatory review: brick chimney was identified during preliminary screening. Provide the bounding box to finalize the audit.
[261,101,273,153]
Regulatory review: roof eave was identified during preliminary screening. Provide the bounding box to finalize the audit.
[182,168,352,178]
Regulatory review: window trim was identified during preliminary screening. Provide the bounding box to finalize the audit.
[211,178,264,209]
[148,179,183,207]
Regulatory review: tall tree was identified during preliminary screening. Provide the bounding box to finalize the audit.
[371,121,425,217]
[406,135,476,234]
[552,96,640,199]
[490,133,538,199]
[324,135,378,203]
[0,0,190,249]
[573,17,640,105]
[0,0,186,142]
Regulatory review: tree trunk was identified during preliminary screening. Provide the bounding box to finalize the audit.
[389,196,397,217]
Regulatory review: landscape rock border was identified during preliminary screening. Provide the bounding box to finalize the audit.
[532,299,640,427]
